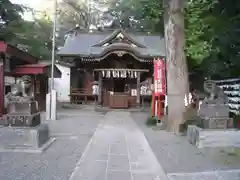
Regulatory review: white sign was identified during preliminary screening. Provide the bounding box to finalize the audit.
[131,89,137,96]
[154,80,163,94]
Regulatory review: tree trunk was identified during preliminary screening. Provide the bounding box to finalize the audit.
[163,0,189,134]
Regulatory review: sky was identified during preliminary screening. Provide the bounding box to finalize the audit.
[11,0,41,7]
[10,0,50,20]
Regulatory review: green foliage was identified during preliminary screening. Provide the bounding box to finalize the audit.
[0,0,54,60]
[232,113,240,129]
[146,116,157,126]
[3,0,240,74]
[8,17,53,59]
[185,0,218,64]
[110,0,240,79]
[0,0,23,41]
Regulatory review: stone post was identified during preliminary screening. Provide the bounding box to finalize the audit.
[98,72,102,105]
[0,53,5,116]
[136,71,140,107]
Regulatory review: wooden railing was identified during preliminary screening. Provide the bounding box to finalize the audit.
[69,87,95,104]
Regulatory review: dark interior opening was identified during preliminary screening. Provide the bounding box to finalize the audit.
[114,79,125,92]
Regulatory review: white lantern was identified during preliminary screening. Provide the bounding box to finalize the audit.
[102,70,105,77]
[106,70,111,78]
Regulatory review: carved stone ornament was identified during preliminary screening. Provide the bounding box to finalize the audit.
[5,75,33,107]
[63,57,75,64]
[114,51,126,57]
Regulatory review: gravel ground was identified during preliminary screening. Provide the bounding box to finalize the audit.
[131,112,240,174]
[0,111,103,180]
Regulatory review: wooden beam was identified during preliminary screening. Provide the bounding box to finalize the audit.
[0,53,5,115]
[136,71,141,107]
[98,72,102,105]
[93,68,149,72]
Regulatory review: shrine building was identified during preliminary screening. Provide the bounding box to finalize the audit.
[58,28,165,108]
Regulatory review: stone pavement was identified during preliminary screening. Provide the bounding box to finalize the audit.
[167,170,240,180]
[132,112,240,180]
[69,111,168,180]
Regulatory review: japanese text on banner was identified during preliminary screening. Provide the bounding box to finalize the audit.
[154,58,165,95]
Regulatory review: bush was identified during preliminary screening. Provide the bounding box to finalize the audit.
[232,114,240,129]
[181,115,204,133]
[146,116,157,126]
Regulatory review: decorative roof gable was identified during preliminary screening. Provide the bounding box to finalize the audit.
[93,29,146,48]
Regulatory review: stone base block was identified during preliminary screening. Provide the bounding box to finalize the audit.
[7,101,38,114]
[187,125,240,148]
[0,113,41,127]
[202,117,233,129]
[0,124,50,149]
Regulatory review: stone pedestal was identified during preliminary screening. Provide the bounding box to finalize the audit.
[187,125,240,148]
[0,113,41,127]
[0,98,54,152]
[0,100,41,127]
[202,117,233,129]
[198,104,229,118]
[198,104,232,129]
[7,100,38,114]
[0,124,50,149]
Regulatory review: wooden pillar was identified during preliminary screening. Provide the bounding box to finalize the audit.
[136,71,140,107]
[0,54,5,116]
[98,72,102,105]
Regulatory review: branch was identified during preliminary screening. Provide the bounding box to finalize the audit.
[61,0,89,28]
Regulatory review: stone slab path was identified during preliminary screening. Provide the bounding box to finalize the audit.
[68,111,168,180]
[167,170,240,180]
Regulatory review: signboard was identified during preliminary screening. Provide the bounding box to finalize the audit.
[154,58,165,95]
[131,89,137,96]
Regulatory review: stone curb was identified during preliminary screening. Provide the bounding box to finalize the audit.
[0,137,56,154]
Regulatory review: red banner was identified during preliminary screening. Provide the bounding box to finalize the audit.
[154,58,165,95]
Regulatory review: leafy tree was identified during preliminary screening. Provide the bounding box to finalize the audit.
[0,1,54,59]
[7,11,53,59]
[204,0,240,79]
[0,0,23,41]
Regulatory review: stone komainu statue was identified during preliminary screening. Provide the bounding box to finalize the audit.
[5,75,33,107]
[203,80,228,104]
[14,75,32,97]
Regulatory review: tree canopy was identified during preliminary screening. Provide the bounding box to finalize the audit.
[108,0,240,80]
[0,0,53,59]
[0,0,23,41]
[2,0,240,79]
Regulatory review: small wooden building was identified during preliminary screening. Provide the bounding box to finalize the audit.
[58,29,165,108]
[0,42,61,115]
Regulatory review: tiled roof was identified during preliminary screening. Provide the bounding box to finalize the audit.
[58,29,165,58]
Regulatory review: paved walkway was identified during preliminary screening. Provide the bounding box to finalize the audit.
[167,170,240,180]
[69,111,168,180]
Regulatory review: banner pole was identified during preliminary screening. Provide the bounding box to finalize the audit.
[157,93,161,123]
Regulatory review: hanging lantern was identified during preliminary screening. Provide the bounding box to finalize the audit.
[121,70,126,78]
[117,71,120,78]
[112,70,116,78]
[102,70,105,77]
[130,71,134,78]
[127,70,131,78]
[134,71,137,78]
[106,70,111,78]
